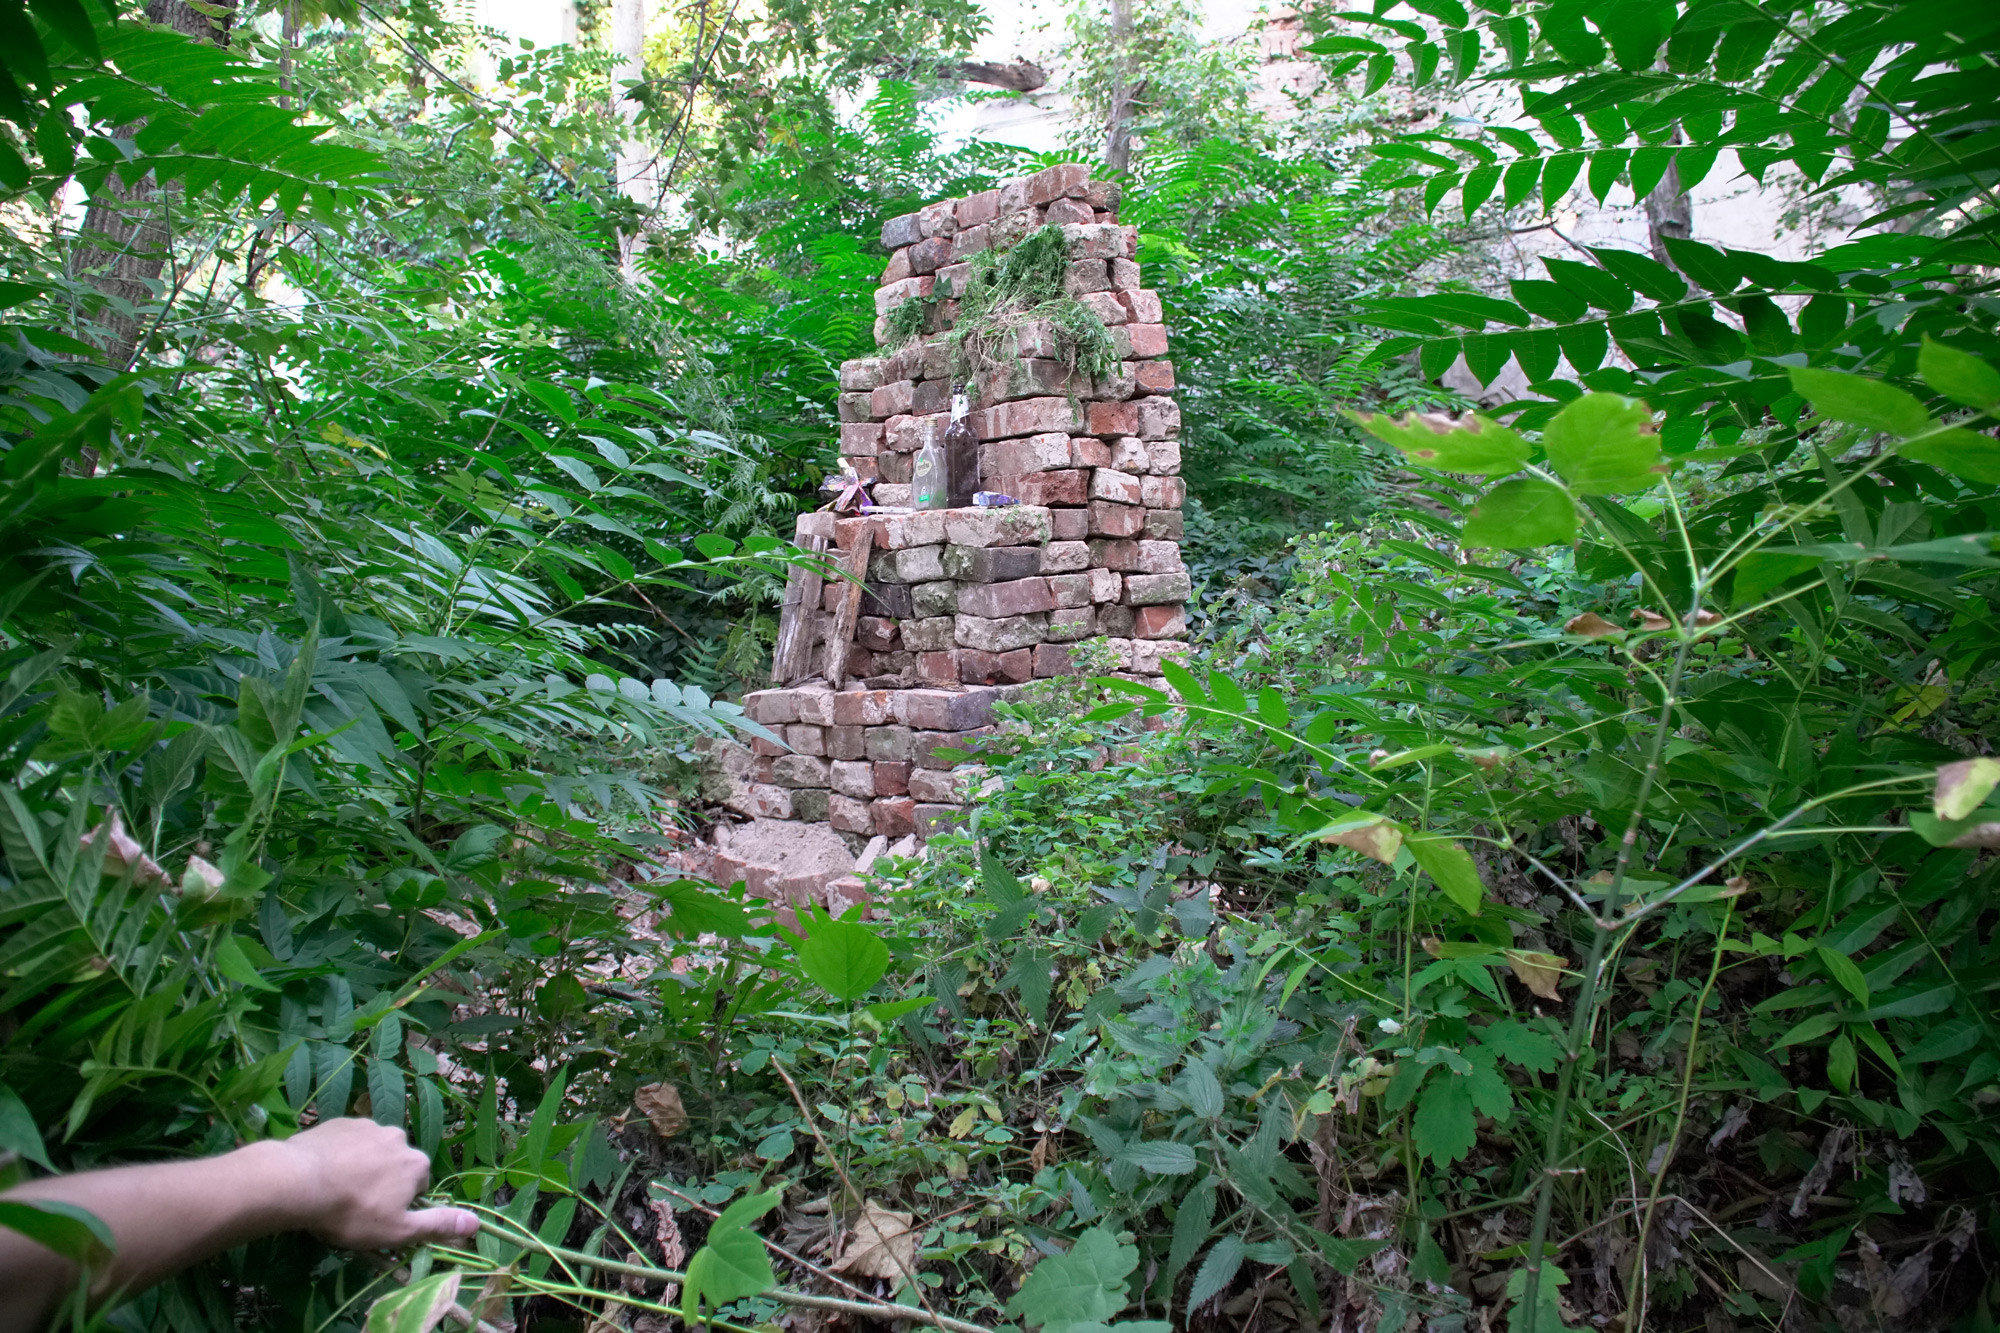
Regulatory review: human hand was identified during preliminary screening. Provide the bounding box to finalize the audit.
[272,1119,479,1250]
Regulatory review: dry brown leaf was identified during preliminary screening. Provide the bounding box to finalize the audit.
[1935,756,2000,820]
[467,1265,517,1327]
[829,1200,918,1280]
[1317,816,1403,865]
[1630,609,1671,632]
[1419,936,1444,958]
[1690,608,1724,628]
[1029,1135,1049,1172]
[1564,612,1621,637]
[1505,949,1568,999]
[634,1082,687,1139]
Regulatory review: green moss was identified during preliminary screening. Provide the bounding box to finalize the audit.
[946,225,1118,400]
[881,292,934,346]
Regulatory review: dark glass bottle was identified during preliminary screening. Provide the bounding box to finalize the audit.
[945,392,980,509]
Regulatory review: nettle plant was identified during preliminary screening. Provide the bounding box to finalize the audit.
[1087,352,2000,1328]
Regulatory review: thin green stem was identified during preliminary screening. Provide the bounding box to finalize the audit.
[1516,616,1696,1326]
[1625,901,1734,1332]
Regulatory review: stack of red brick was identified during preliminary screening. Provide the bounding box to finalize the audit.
[737,681,1002,841]
[743,164,1190,846]
[831,162,1190,688]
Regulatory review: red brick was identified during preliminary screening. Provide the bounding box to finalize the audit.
[1087,401,1139,435]
[1042,540,1090,573]
[950,223,991,262]
[1071,436,1112,468]
[873,276,934,316]
[872,797,917,838]
[918,200,958,238]
[1147,439,1182,474]
[877,451,913,483]
[786,723,826,756]
[838,392,873,423]
[1125,570,1192,605]
[1055,195,1100,224]
[871,380,916,418]
[744,688,796,724]
[1134,604,1189,639]
[1047,572,1093,608]
[1121,289,1163,323]
[1142,475,1187,508]
[882,213,921,248]
[909,236,953,275]
[856,617,899,652]
[830,760,873,799]
[1144,507,1185,540]
[977,358,1076,406]
[752,735,787,757]
[953,650,1014,686]
[983,432,1072,477]
[1050,507,1090,541]
[1118,324,1169,358]
[913,379,949,415]
[1090,568,1124,602]
[918,651,959,685]
[843,644,875,679]
[1033,643,1078,677]
[1137,540,1183,574]
[1110,257,1141,289]
[1089,468,1144,505]
[847,456,879,483]
[749,784,794,819]
[830,792,876,833]
[827,726,866,761]
[841,357,886,391]
[1063,223,1136,260]
[1065,261,1111,295]
[957,577,1055,618]
[1020,163,1089,206]
[1135,360,1175,393]
[1012,469,1087,506]
[897,688,999,731]
[1089,501,1146,538]
[957,190,999,227]
[873,761,912,796]
[1088,538,1141,571]
[1078,290,1129,326]
[969,396,1084,442]
[1135,396,1181,440]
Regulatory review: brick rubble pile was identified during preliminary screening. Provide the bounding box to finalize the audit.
[735,164,1188,847]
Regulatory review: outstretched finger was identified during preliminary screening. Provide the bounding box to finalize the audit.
[401,1206,481,1244]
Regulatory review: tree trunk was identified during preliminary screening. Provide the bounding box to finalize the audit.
[71,0,236,374]
[610,0,650,275]
[1643,150,1692,269]
[1104,0,1133,174]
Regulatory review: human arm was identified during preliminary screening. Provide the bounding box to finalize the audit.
[0,1118,478,1333]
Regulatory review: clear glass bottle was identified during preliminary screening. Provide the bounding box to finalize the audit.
[911,420,948,511]
[945,392,980,508]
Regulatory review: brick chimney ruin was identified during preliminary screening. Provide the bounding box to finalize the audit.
[734,163,1189,850]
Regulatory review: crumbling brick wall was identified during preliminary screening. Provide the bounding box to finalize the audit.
[738,164,1187,847]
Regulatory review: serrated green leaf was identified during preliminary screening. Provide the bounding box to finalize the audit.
[1790,367,1931,437]
[1462,478,1576,549]
[1009,1225,1138,1330]
[796,910,889,1001]
[1901,427,2000,484]
[1354,410,1529,474]
[1412,1074,1477,1165]
[1541,393,1661,494]
[1918,338,2000,413]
